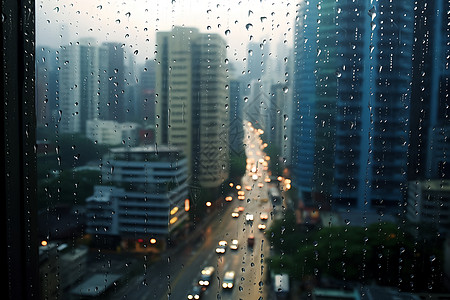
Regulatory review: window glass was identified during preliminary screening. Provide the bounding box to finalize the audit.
[34,0,450,299]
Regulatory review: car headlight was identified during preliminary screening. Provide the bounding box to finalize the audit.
[228,283,233,288]
[194,295,199,299]
[222,283,227,288]
[204,281,209,285]
[188,295,193,299]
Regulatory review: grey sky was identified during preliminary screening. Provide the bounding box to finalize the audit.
[36,0,297,66]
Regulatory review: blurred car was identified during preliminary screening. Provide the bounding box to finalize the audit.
[216,240,227,254]
[247,235,255,247]
[187,285,202,299]
[245,185,252,191]
[222,271,236,289]
[246,213,254,223]
[258,182,264,188]
[198,266,215,287]
[225,196,233,202]
[230,239,239,250]
[237,206,245,212]
[231,212,239,218]
[258,223,266,230]
[260,212,269,220]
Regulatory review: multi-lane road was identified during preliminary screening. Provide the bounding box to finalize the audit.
[111,123,278,300]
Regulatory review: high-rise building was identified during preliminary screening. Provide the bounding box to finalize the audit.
[155,27,229,188]
[98,42,126,122]
[332,0,371,208]
[291,0,414,210]
[267,83,286,153]
[229,78,245,156]
[57,39,102,134]
[36,46,58,129]
[291,1,319,204]
[369,0,414,209]
[58,43,81,133]
[409,0,450,181]
[79,38,101,133]
[137,60,156,126]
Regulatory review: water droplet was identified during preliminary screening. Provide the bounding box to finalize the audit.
[245,23,253,30]
[225,29,231,35]
[368,6,376,20]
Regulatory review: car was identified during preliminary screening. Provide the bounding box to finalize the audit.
[222,271,236,289]
[237,206,245,212]
[216,240,227,254]
[247,235,255,247]
[260,212,269,220]
[258,223,266,230]
[225,196,233,202]
[252,174,258,180]
[215,245,226,254]
[258,182,264,188]
[231,212,239,218]
[198,266,215,287]
[230,239,239,250]
[245,185,252,191]
[245,213,254,222]
[187,285,203,299]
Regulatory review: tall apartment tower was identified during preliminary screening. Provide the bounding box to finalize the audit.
[291,0,414,210]
[98,42,126,122]
[58,39,101,134]
[58,43,81,134]
[79,38,100,133]
[155,27,229,188]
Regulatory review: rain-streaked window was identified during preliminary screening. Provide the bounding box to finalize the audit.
[4,0,450,298]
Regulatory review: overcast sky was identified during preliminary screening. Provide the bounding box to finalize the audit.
[36,0,298,67]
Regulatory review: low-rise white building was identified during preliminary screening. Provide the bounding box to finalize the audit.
[407,180,450,233]
[86,146,189,249]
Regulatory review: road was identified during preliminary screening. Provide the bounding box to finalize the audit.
[110,122,278,300]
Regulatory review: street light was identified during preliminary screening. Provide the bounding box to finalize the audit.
[206,201,212,207]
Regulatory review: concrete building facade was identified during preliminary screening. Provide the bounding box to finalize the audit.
[85,146,189,246]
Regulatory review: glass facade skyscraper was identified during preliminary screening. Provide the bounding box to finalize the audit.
[292,0,414,210]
